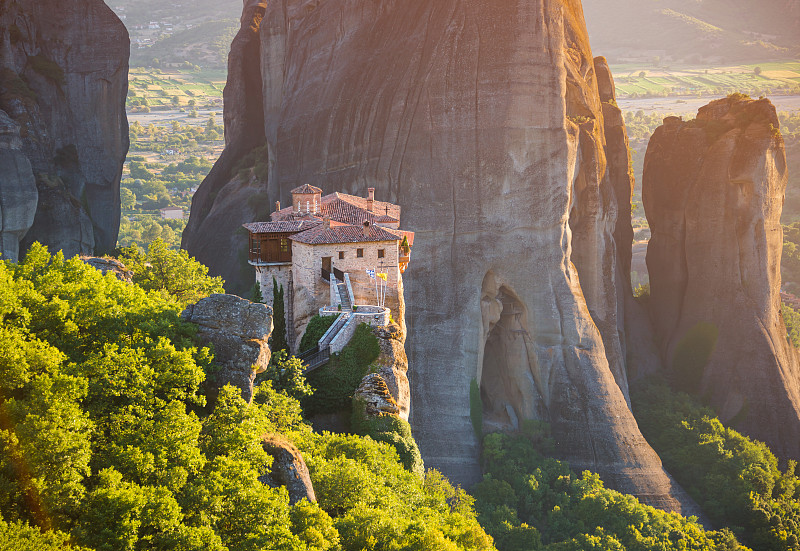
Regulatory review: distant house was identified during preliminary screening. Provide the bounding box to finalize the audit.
[160,206,184,220]
[244,186,414,352]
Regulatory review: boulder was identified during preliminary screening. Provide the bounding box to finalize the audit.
[181,294,273,403]
[644,96,800,461]
[81,256,133,282]
[183,0,694,513]
[260,435,316,505]
[0,0,128,259]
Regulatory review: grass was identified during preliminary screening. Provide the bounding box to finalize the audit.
[128,67,225,108]
[611,61,800,99]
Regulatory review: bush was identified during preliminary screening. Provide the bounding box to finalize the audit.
[632,379,799,551]
[299,315,338,352]
[351,398,424,475]
[473,428,748,551]
[784,303,800,347]
[303,324,380,416]
[0,245,492,550]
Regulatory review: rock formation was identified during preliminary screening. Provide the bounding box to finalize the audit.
[372,323,410,421]
[181,0,269,292]
[0,0,129,260]
[353,373,401,419]
[261,435,316,505]
[595,57,662,380]
[0,110,36,261]
[181,294,273,404]
[183,0,694,512]
[644,96,800,461]
[81,256,133,282]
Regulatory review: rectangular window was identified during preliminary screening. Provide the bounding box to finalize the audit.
[339,251,345,260]
[378,249,385,259]
[357,248,364,258]
[280,238,289,253]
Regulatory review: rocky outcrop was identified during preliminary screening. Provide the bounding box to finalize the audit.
[354,374,401,418]
[183,0,693,512]
[0,0,129,260]
[644,96,800,461]
[260,435,316,505]
[80,256,133,282]
[0,110,36,261]
[372,324,410,420]
[181,294,273,404]
[594,57,662,381]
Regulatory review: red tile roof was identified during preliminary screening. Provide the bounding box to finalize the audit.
[243,220,321,233]
[291,223,402,245]
[272,192,400,227]
[291,184,322,194]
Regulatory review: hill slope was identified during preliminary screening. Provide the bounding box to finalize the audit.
[583,0,800,63]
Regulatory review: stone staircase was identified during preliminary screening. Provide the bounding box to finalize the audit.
[337,282,351,310]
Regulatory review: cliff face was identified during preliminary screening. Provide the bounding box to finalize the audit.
[0,0,129,260]
[184,0,692,512]
[644,96,800,461]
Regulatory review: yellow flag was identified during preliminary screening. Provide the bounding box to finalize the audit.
[377,272,388,281]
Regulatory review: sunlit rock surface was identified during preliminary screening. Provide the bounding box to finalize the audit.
[644,96,800,461]
[181,294,273,404]
[184,0,695,512]
[0,0,128,259]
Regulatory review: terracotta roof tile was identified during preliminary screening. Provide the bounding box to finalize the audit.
[271,192,401,227]
[290,223,402,245]
[291,184,322,194]
[243,220,321,233]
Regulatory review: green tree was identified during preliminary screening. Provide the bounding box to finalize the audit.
[119,239,224,306]
[257,350,312,401]
[129,161,155,181]
[120,187,137,211]
[270,277,288,354]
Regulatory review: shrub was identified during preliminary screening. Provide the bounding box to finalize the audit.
[784,303,800,347]
[473,428,747,551]
[303,324,380,416]
[299,315,338,352]
[632,379,799,551]
[351,398,424,475]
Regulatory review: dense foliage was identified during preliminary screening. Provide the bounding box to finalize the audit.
[472,422,747,551]
[351,401,424,476]
[0,245,492,550]
[299,315,338,353]
[303,324,381,417]
[119,238,224,306]
[632,380,800,550]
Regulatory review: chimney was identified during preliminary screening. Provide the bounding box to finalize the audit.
[363,220,370,236]
[323,214,331,230]
[367,187,375,212]
[275,200,281,212]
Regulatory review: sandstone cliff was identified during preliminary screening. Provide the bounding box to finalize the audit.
[644,96,800,461]
[184,0,692,512]
[0,0,129,260]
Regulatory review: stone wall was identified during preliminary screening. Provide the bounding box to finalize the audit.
[291,239,402,349]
